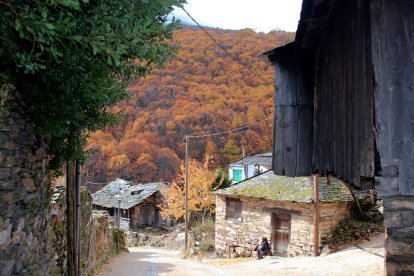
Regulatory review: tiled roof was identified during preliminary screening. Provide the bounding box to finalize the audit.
[216,171,367,203]
[230,152,272,167]
[91,179,162,209]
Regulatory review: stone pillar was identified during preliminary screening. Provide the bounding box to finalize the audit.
[0,84,52,275]
[382,196,414,275]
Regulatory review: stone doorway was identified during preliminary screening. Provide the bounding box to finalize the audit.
[271,213,291,256]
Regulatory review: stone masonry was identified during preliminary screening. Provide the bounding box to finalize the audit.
[0,84,53,275]
[215,195,350,257]
[382,196,414,274]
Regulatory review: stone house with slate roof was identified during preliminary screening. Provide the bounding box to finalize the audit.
[229,152,272,183]
[91,179,165,230]
[215,171,366,257]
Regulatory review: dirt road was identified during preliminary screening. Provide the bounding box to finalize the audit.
[98,234,384,276]
[98,248,219,276]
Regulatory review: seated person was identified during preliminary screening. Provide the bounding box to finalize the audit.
[256,237,270,259]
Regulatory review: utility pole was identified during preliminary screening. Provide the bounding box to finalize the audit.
[313,174,320,257]
[66,160,78,276]
[76,160,81,276]
[184,135,189,253]
[117,198,121,253]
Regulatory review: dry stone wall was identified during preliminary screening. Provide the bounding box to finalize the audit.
[52,186,121,275]
[215,195,350,257]
[0,84,53,275]
[382,196,414,275]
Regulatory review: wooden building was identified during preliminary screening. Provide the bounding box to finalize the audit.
[215,171,365,257]
[91,179,164,230]
[263,0,414,273]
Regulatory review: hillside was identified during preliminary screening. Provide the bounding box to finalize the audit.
[83,26,294,184]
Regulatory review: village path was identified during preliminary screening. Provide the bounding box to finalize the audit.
[97,247,220,276]
[98,234,384,276]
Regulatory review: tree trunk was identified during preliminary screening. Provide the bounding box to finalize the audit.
[66,160,78,275]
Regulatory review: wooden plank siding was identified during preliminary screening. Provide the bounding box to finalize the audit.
[370,0,414,195]
[312,0,375,187]
[273,53,314,176]
[267,0,413,194]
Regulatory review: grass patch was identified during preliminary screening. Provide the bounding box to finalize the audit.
[198,240,214,252]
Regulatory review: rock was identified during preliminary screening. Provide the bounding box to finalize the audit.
[0,222,12,246]
[320,244,330,256]
[1,260,14,276]
[235,247,248,257]
[138,233,148,241]
[0,168,11,180]
[189,248,196,255]
[230,253,239,258]
[176,232,185,241]
[195,240,201,246]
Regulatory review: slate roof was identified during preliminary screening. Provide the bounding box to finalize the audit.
[91,179,162,209]
[216,171,367,203]
[230,152,272,167]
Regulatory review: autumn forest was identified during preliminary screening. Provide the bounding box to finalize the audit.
[83,26,294,184]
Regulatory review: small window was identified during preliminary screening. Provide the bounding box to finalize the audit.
[233,169,243,182]
[131,190,143,195]
[226,198,242,221]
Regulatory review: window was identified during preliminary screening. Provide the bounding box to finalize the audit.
[131,190,143,195]
[226,198,242,221]
[233,169,243,182]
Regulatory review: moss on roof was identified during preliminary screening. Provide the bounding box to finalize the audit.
[216,171,356,203]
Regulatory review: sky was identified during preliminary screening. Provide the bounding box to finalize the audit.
[171,0,303,33]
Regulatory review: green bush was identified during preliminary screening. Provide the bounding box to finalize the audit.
[198,240,214,252]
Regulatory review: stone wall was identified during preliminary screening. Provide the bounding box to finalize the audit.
[52,186,122,275]
[0,84,53,275]
[215,195,350,257]
[382,196,414,275]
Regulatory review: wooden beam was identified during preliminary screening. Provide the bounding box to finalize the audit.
[263,207,301,215]
[341,181,363,216]
[313,174,319,257]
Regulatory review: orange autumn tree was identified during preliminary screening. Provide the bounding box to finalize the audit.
[159,155,225,221]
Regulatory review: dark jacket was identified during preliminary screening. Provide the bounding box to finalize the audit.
[259,241,270,252]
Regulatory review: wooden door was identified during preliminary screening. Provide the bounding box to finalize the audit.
[141,205,155,225]
[271,214,291,255]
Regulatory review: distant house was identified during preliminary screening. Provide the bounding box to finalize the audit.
[215,171,365,257]
[228,152,272,183]
[91,179,165,230]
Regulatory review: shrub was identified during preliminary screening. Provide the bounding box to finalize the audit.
[198,241,214,252]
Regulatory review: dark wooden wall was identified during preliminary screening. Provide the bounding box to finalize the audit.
[312,0,375,187]
[273,53,313,176]
[270,0,414,194]
[371,0,414,196]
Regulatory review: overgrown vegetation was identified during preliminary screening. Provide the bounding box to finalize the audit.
[191,218,215,253]
[0,0,185,173]
[323,200,384,253]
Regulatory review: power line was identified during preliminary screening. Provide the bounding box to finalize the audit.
[180,7,273,86]
[186,116,272,139]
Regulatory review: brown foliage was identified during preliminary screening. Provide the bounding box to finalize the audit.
[83,26,294,184]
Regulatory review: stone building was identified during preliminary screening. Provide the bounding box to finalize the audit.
[215,171,363,257]
[91,179,165,230]
[229,152,272,183]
